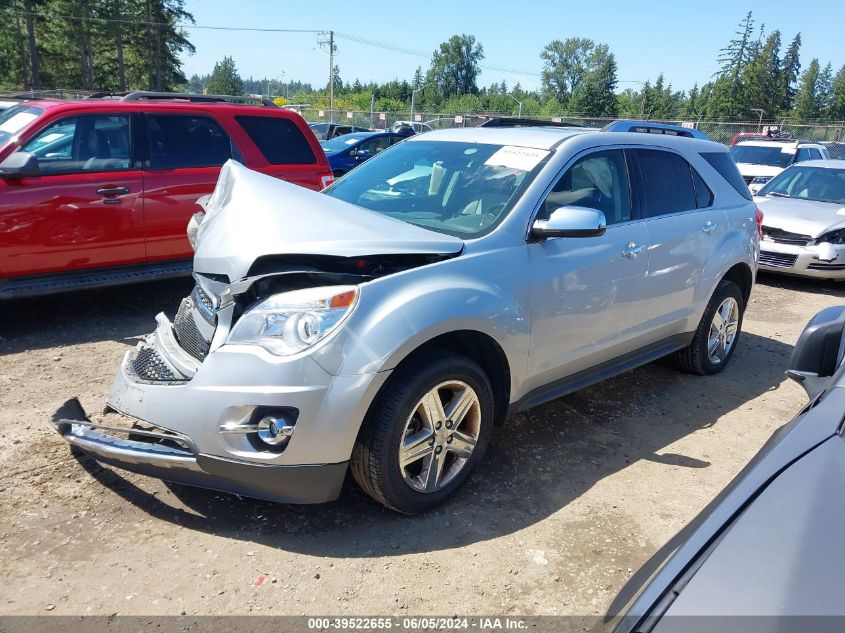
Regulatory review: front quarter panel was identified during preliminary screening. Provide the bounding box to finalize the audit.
[310,245,531,400]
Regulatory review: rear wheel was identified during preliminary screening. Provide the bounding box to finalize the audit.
[676,280,744,375]
[351,350,494,514]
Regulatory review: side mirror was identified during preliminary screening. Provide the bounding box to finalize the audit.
[355,149,371,160]
[532,206,607,240]
[0,151,40,178]
[786,305,845,399]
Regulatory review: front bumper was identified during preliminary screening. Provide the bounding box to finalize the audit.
[759,241,845,279]
[50,398,348,503]
[50,298,390,504]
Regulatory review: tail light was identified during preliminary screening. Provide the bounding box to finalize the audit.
[320,173,334,190]
[755,208,764,239]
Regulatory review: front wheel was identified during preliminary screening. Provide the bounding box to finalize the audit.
[351,350,494,514]
[675,280,745,375]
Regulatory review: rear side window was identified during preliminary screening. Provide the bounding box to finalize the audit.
[692,167,714,208]
[147,114,232,169]
[236,116,317,165]
[700,151,753,200]
[633,149,697,217]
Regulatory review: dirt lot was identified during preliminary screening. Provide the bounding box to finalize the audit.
[0,273,842,617]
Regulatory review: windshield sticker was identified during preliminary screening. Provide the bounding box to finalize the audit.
[0,111,38,133]
[484,146,549,171]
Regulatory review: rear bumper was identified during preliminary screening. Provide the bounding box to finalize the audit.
[49,398,347,504]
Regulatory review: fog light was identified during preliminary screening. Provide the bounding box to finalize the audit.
[256,415,294,446]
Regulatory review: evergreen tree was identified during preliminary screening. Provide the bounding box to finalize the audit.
[794,58,821,121]
[567,46,618,116]
[741,30,782,120]
[206,56,243,95]
[828,64,845,121]
[780,33,802,112]
[817,62,833,116]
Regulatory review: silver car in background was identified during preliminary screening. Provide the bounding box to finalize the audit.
[756,160,845,278]
[51,126,759,514]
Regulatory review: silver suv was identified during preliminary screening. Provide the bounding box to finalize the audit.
[52,127,760,514]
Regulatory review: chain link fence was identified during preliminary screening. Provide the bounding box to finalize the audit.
[299,108,845,145]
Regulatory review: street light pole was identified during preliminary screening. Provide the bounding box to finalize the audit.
[507,93,523,117]
[751,108,765,131]
[267,71,285,101]
[410,87,422,128]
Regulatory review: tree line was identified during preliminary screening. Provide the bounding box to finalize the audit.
[2,5,843,123]
[0,0,194,92]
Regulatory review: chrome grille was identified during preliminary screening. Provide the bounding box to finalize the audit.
[761,226,811,246]
[173,297,211,361]
[133,346,178,381]
[759,251,798,268]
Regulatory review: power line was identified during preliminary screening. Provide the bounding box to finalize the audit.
[3,9,542,78]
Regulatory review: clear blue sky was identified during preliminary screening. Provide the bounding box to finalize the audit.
[180,0,843,93]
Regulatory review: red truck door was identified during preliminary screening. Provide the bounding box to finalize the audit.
[0,112,144,279]
[140,112,237,262]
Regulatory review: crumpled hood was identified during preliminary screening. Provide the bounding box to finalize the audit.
[754,195,845,238]
[193,161,464,280]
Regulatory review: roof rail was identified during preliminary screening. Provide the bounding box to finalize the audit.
[479,117,584,129]
[602,120,711,140]
[86,91,277,107]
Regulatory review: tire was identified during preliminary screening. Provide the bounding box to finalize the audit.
[675,280,744,375]
[351,349,494,514]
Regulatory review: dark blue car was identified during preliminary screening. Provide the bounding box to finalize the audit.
[321,131,408,177]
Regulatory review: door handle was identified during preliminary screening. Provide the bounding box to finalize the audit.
[702,220,718,234]
[621,242,647,258]
[96,186,129,197]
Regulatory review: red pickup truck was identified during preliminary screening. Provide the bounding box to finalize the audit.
[0,92,333,298]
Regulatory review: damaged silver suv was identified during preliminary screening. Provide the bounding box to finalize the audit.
[52,126,761,513]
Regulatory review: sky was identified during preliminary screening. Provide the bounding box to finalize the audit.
[180,0,844,94]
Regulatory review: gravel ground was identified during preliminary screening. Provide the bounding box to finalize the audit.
[0,273,842,617]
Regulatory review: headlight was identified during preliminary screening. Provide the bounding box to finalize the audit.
[227,286,358,356]
[816,229,845,245]
[751,176,771,185]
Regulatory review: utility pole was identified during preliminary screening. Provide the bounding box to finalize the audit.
[328,30,335,124]
[370,93,375,128]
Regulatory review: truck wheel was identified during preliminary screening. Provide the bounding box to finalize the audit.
[676,280,744,375]
[351,349,494,514]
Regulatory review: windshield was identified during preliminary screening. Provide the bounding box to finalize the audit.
[0,105,43,146]
[730,144,794,167]
[324,140,549,238]
[321,133,371,152]
[759,165,845,204]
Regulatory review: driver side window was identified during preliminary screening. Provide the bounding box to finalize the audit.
[541,149,631,225]
[21,114,131,175]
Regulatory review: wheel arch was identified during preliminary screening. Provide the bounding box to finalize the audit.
[721,261,754,306]
[368,329,513,428]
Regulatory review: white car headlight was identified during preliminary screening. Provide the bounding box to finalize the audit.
[228,285,358,356]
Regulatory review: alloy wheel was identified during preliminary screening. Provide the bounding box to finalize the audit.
[398,380,482,493]
[708,297,740,365]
